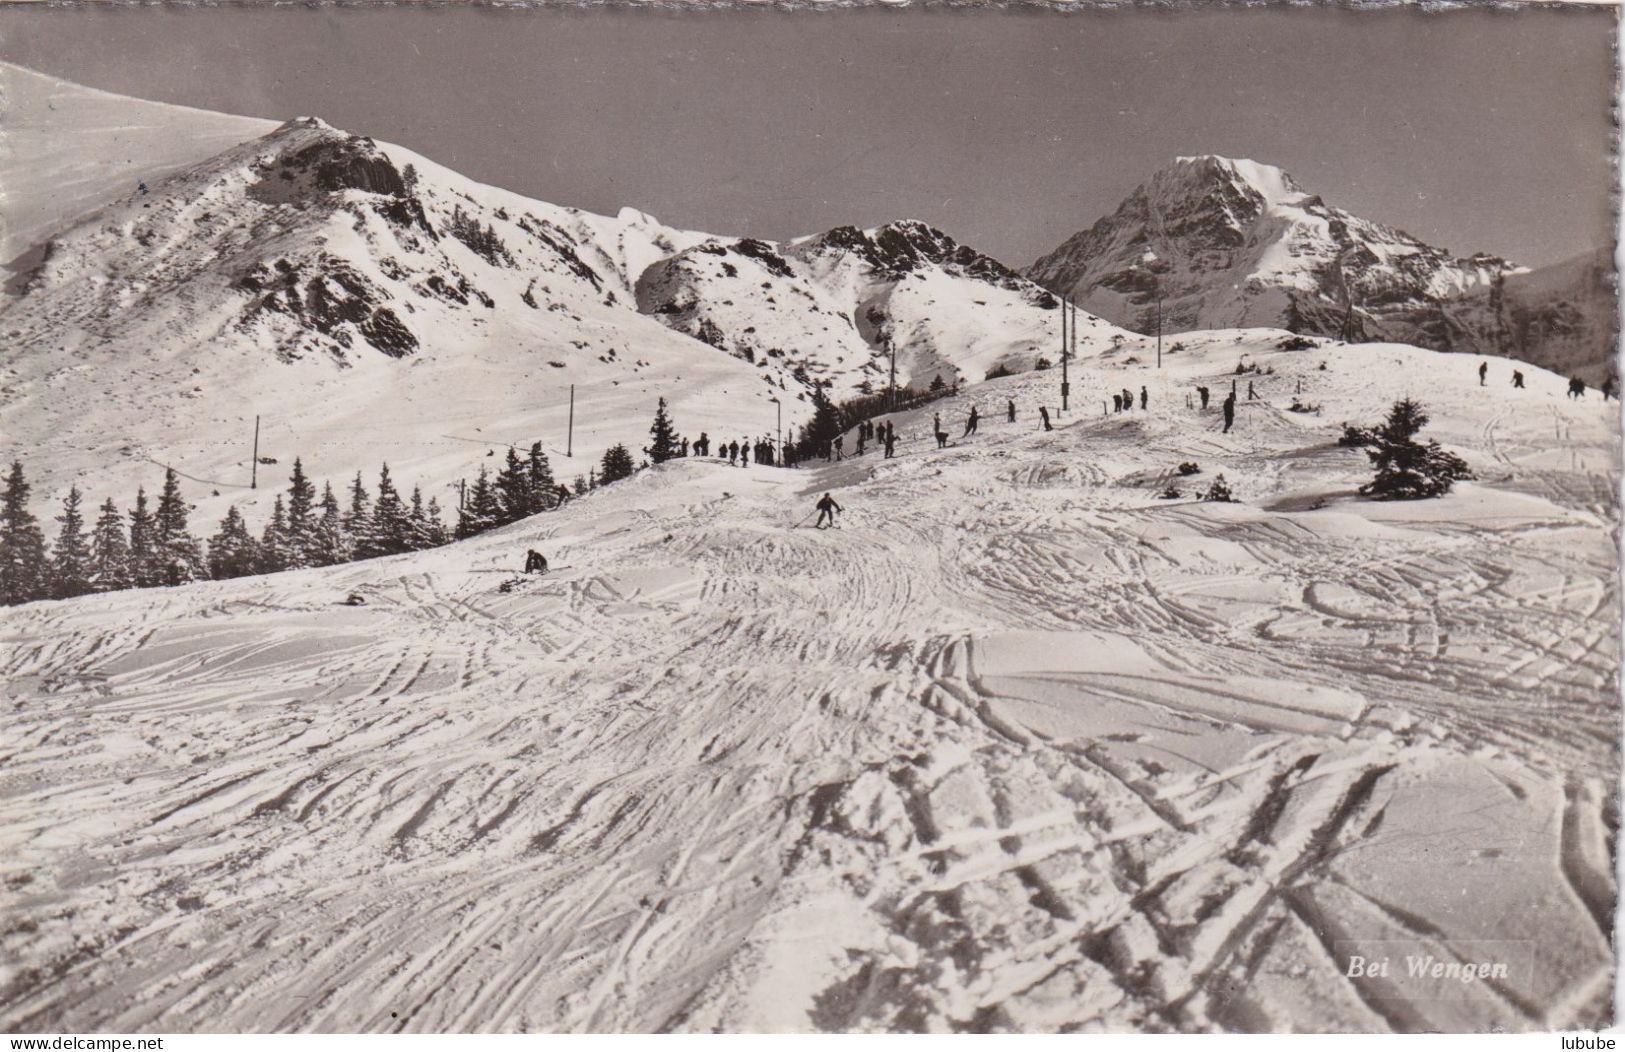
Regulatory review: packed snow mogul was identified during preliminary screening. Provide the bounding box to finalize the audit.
[1222,390,1237,433]
[814,492,843,529]
[524,549,548,575]
[963,406,979,437]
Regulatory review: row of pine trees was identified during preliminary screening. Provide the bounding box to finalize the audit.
[0,437,582,606]
[0,397,703,607]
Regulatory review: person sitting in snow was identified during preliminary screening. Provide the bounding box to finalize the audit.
[524,549,548,575]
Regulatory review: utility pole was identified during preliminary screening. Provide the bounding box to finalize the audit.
[566,384,575,458]
[459,478,466,510]
[1156,281,1163,370]
[771,397,782,464]
[1060,297,1070,415]
[250,415,260,490]
[888,336,897,411]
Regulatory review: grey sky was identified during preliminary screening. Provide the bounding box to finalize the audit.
[1,5,1614,268]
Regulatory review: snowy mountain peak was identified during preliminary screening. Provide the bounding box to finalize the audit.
[1022,155,1616,376]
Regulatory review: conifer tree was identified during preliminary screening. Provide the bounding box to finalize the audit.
[284,458,318,568]
[90,497,131,593]
[0,461,48,605]
[527,442,556,511]
[456,466,503,539]
[259,495,291,573]
[648,397,678,464]
[153,467,205,584]
[1359,398,1473,500]
[367,464,412,556]
[50,486,94,599]
[208,506,260,580]
[423,498,449,547]
[599,444,635,485]
[127,488,160,588]
[495,447,533,526]
[572,475,588,496]
[311,483,349,566]
[343,472,371,542]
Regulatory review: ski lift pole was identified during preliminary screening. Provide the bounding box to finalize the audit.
[251,415,260,490]
[566,384,575,458]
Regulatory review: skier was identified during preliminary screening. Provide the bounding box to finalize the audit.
[681,437,690,458]
[855,430,866,456]
[963,406,979,437]
[884,428,898,458]
[696,432,710,457]
[1222,391,1237,434]
[1568,376,1587,399]
[726,440,737,466]
[1140,386,1148,410]
[935,427,949,449]
[1007,399,1016,423]
[739,438,750,466]
[1479,361,1488,386]
[1603,377,1619,402]
[1199,386,1210,409]
[814,492,843,529]
[1122,388,1133,412]
[554,483,572,507]
[933,412,942,437]
[833,434,844,461]
[1247,381,1258,401]
[524,549,548,575]
[1512,371,1525,390]
[1039,406,1053,432]
[1112,393,1123,413]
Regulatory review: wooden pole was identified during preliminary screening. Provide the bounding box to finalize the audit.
[567,384,575,457]
[250,415,260,489]
[1060,298,1070,414]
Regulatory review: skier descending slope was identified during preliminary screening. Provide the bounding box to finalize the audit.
[814,492,843,529]
[1222,390,1237,433]
[1007,399,1016,423]
[1040,406,1053,431]
[963,406,979,437]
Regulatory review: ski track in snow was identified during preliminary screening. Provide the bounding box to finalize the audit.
[1,335,1617,1032]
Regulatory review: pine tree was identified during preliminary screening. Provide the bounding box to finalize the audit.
[406,486,443,550]
[259,495,291,573]
[929,374,946,392]
[456,466,503,539]
[208,506,260,580]
[599,444,635,485]
[494,447,533,526]
[423,498,449,547]
[366,464,412,556]
[572,475,588,496]
[50,486,94,599]
[648,397,679,464]
[153,467,205,585]
[311,483,349,566]
[0,461,48,605]
[284,458,317,569]
[343,472,371,542]
[90,497,131,593]
[127,488,160,588]
[527,442,556,511]
[1359,398,1473,501]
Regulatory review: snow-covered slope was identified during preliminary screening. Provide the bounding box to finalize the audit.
[3,330,1615,1032]
[1027,155,1616,377]
[0,116,786,522]
[0,61,278,270]
[636,220,1126,395]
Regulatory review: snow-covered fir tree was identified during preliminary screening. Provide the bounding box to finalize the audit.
[456,466,504,539]
[208,506,260,580]
[153,467,205,585]
[495,447,533,526]
[0,461,47,605]
[366,464,413,557]
[284,458,318,568]
[259,496,291,574]
[90,497,130,593]
[127,488,160,588]
[50,486,94,600]
[600,444,635,485]
[527,442,556,511]
[648,397,679,464]
[312,483,349,566]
